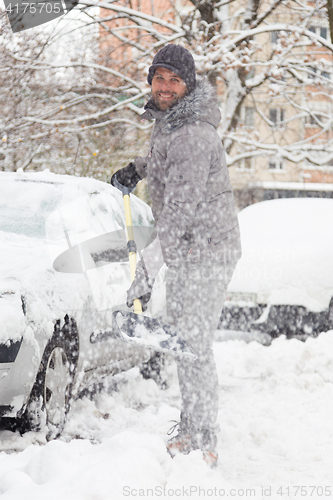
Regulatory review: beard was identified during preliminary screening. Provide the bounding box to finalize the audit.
[152,89,187,111]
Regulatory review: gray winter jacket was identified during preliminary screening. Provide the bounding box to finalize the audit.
[135,78,241,271]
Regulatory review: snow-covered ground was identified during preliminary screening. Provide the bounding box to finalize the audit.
[1,330,333,500]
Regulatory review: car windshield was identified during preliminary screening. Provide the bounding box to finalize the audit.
[0,179,70,239]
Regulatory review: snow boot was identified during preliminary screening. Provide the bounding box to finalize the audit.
[196,428,218,468]
[166,415,218,467]
[166,413,198,457]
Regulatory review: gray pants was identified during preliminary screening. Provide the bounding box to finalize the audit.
[166,262,235,433]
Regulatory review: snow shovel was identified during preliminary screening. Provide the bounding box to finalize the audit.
[111,177,196,359]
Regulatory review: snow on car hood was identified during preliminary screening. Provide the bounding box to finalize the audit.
[228,198,333,311]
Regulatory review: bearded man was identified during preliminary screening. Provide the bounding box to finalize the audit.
[112,44,241,468]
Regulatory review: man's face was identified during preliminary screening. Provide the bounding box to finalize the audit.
[151,67,188,111]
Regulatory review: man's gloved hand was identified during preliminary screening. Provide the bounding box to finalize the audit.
[111,162,141,191]
[127,260,154,312]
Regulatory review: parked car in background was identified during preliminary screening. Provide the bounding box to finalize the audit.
[220,198,333,340]
[0,170,165,439]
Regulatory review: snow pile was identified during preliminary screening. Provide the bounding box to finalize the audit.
[0,292,26,343]
[229,198,333,311]
[1,332,333,499]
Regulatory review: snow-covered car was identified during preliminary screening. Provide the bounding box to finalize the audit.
[221,198,333,340]
[0,170,165,438]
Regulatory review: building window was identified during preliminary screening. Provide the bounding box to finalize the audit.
[308,26,329,40]
[306,113,327,126]
[244,106,255,127]
[269,108,285,127]
[271,31,279,44]
[269,108,277,123]
[307,68,330,81]
[236,157,254,171]
[310,115,319,125]
[244,157,253,170]
[245,67,256,81]
[308,67,317,79]
[268,157,284,170]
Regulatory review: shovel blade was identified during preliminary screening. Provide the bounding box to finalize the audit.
[112,310,196,359]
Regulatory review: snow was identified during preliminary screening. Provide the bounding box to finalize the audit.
[249,181,333,192]
[0,170,157,413]
[1,331,333,498]
[1,175,333,498]
[0,293,26,343]
[228,198,333,311]
[0,170,154,344]
[113,312,196,358]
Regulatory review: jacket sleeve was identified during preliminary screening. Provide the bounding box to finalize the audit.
[154,133,216,264]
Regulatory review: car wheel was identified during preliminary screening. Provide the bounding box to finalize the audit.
[43,345,72,439]
[19,317,79,440]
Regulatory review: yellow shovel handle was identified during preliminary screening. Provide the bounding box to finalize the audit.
[123,194,142,315]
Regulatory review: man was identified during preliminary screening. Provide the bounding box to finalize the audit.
[111,44,241,467]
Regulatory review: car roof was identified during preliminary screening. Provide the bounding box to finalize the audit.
[0,169,150,211]
[238,197,333,246]
[0,169,110,194]
[229,198,333,311]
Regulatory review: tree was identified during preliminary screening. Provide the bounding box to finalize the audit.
[0,9,152,181]
[1,0,333,196]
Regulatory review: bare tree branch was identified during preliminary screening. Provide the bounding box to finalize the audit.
[1,0,333,186]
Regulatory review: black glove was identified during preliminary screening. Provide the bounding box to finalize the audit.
[126,261,154,312]
[128,292,152,313]
[111,162,141,192]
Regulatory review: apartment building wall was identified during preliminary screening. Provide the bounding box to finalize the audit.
[225,2,333,206]
[99,0,175,84]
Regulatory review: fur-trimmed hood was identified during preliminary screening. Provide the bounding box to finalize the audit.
[141,78,221,134]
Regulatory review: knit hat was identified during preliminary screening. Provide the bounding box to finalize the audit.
[147,44,196,93]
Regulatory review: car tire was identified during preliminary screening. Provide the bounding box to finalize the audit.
[19,317,79,440]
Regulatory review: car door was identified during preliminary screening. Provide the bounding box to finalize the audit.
[46,185,153,373]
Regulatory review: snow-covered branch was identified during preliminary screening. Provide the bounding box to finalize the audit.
[1,0,333,182]
[80,0,185,34]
